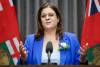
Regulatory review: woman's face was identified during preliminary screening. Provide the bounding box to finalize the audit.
[41,7,59,30]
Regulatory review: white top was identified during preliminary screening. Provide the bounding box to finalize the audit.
[41,44,60,65]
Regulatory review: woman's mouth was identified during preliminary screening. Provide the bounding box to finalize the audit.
[46,22,51,24]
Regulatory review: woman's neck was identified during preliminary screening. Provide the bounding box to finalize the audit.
[44,29,57,40]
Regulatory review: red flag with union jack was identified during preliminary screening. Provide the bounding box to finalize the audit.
[0,0,20,65]
[81,0,100,64]
[81,0,100,48]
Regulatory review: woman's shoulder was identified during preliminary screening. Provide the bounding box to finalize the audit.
[27,34,35,37]
[63,32,79,43]
[63,32,77,38]
[26,34,35,40]
[63,32,80,46]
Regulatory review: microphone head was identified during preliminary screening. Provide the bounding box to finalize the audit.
[46,41,53,54]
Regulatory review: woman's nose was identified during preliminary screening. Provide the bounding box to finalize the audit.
[45,15,50,20]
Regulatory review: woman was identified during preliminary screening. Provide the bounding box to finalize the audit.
[18,3,88,65]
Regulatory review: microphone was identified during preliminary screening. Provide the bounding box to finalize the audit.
[46,41,53,64]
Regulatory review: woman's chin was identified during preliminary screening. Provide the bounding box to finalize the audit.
[45,27,55,30]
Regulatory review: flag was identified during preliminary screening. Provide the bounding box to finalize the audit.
[0,0,20,65]
[81,0,100,64]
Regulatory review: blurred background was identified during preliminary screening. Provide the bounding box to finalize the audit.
[13,0,87,42]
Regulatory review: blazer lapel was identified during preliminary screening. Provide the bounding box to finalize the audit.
[60,34,71,65]
[60,50,67,65]
[34,37,44,64]
[60,47,71,65]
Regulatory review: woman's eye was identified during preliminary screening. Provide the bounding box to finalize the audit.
[41,15,46,18]
[41,13,55,18]
[49,13,54,16]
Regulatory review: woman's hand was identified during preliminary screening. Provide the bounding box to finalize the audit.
[80,43,88,63]
[19,41,27,62]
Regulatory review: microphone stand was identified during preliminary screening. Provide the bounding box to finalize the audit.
[42,52,51,65]
[47,52,57,65]
[42,52,57,65]
[47,52,51,64]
